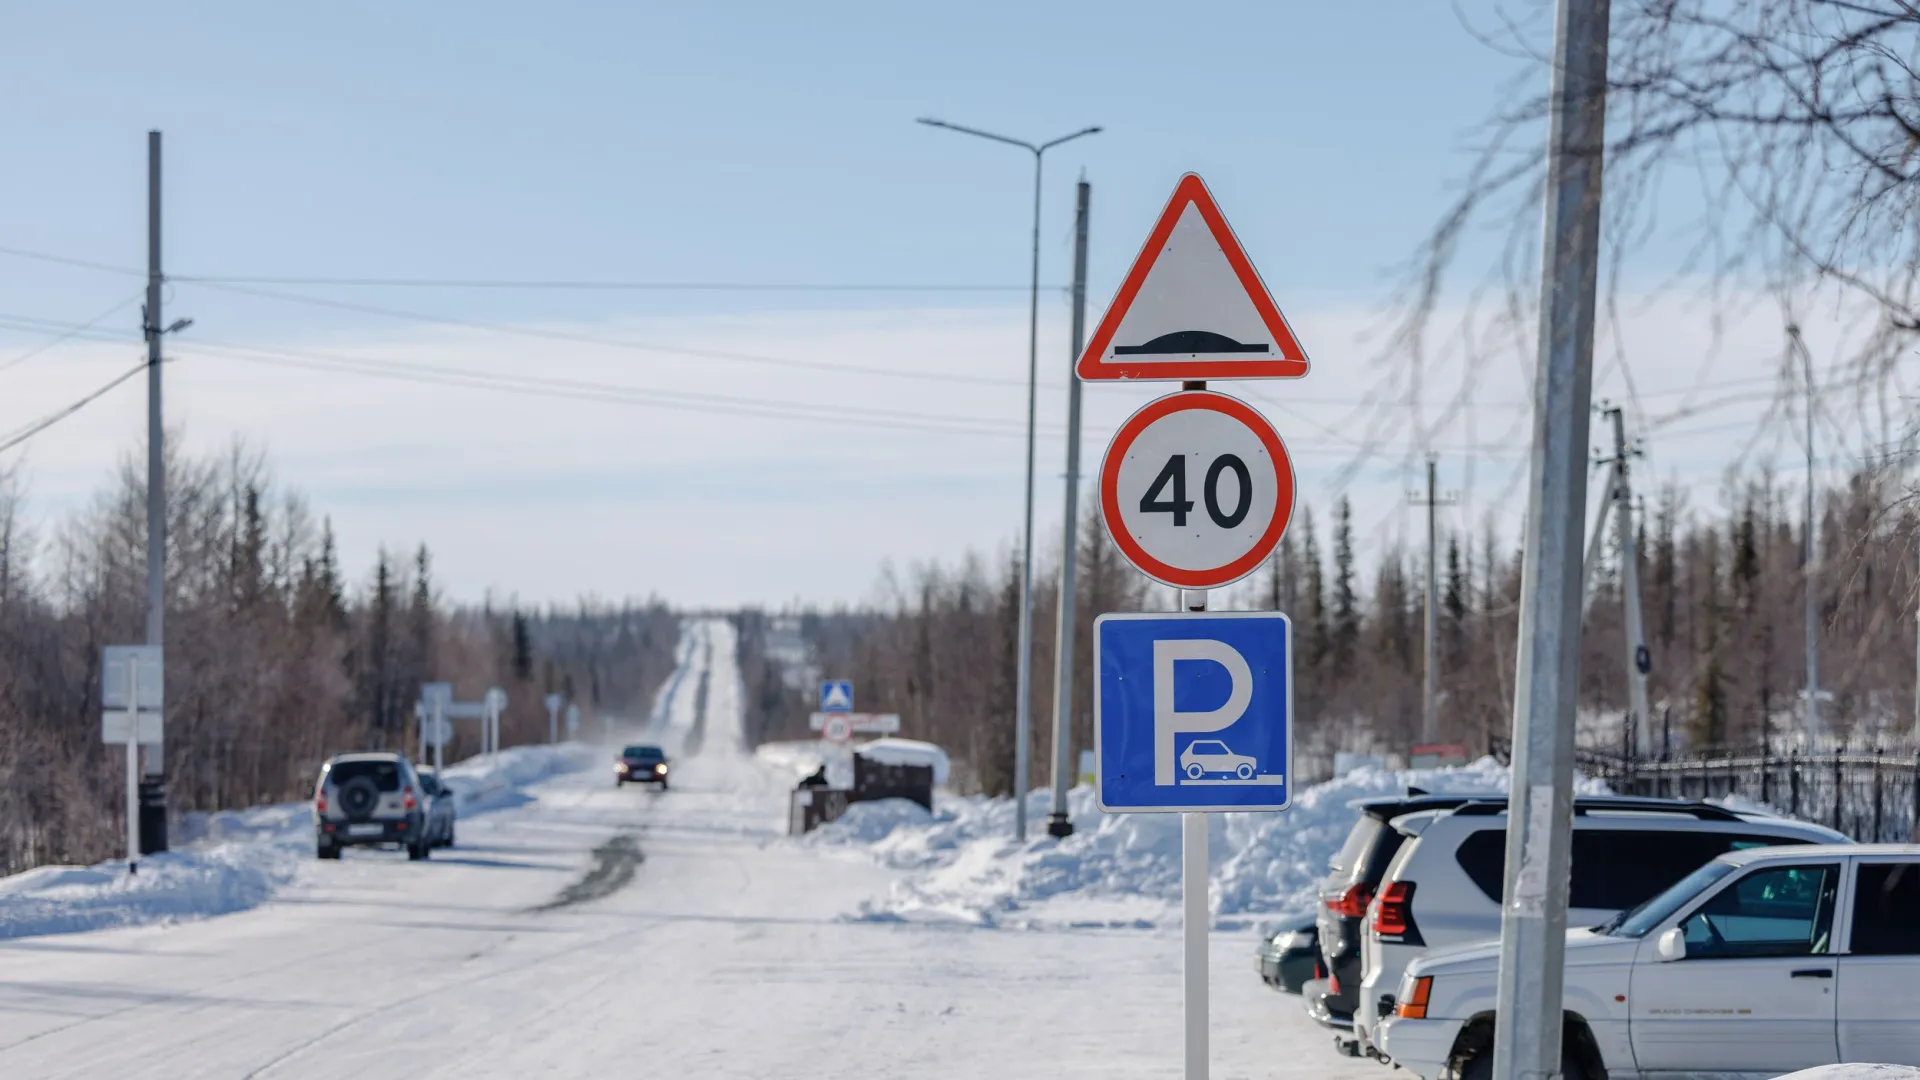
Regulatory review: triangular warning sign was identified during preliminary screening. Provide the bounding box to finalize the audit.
[1077,174,1308,382]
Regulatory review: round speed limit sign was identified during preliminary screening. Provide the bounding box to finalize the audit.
[1099,390,1295,590]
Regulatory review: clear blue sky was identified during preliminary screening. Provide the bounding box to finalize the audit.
[1,1,1544,332]
[11,2,1808,608]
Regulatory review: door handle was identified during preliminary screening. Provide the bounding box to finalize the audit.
[1790,968,1833,979]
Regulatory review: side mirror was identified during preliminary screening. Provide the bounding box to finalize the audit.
[1656,926,1687,962]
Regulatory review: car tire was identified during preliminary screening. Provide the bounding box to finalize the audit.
[1456,1046,1585,1080]
[1185,762,1205,780]
[443,824,455,848]
[317,839,340,860]
[408,838,430,861]
[1236,762,1255,780]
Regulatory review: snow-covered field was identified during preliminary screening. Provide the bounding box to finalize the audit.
[1,616,1891,1079]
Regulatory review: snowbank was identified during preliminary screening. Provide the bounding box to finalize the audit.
[0,742,594,942]
[1774,1060,1920,1068]
[755,738,951,790]
[808,757,1610,929]
[854,738,951,784]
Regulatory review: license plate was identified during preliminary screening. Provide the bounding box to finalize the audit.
[347,823,383,837]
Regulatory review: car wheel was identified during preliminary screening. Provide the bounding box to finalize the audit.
[1236,762,1255,780]
[444,825,455,848]
[316,839,340,860]
[408,838,430,861]
[1185,762,1205,780]
[1455,1045,1585,1080]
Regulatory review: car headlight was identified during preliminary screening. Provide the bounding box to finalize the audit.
[1270,931,1296,951]
[654,764,667,774]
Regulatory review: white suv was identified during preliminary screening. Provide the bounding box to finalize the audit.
[1376,843,1920,1079]
[1352,797,1847,1057]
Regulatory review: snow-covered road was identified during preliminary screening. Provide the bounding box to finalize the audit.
[0,618,1376,1079]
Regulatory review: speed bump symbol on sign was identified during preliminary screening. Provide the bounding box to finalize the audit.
[1098,390,1295,591]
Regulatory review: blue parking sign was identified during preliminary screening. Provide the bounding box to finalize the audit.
[1094,611,1292,813]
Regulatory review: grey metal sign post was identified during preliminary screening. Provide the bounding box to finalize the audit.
[102,646,163,873]
[545,692,563,745]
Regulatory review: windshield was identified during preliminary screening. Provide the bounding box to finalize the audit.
[622,746,664,759]
[1600,860,1737,937]
[327,760,403,792]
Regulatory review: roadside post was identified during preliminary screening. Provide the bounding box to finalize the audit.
[545,692,563,745]
[420,682,453,771]
[101,645,164,874]
[484,688,507,759]
[565,703,580,741]
[1079,174,1308,1079]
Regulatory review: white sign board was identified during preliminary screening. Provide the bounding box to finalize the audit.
[1075,173,1308,383]
[1098,390,1295,590]
[102,712,164,744]
[102,645,164,711]
[808,712,901,734]
[544,692,563,713]
[421,715,454,748]
[565,703,580,734]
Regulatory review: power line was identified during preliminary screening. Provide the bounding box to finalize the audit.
[172,274,1063,293]
[0,294,143,377]
[0,358,150,456]
[177,279,1052,389]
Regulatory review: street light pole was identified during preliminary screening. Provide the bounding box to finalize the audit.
[917,117,1101,841]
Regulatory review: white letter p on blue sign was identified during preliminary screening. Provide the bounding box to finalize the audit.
[1153,639,1251,786]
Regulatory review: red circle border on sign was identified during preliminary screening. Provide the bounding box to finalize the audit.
[1098,390,1296,590]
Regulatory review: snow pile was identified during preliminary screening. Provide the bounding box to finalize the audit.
[0,806,308,941]
[854,738,951,784]
[1774,1060,1920,1068]
[440,741,599,814]
[811,757,1610,929]
[0,742,595,942]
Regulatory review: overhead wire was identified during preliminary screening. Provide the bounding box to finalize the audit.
[0,294,144,377]
[0,357,150,456]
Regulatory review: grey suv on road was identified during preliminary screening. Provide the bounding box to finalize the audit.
[314,752,432,860]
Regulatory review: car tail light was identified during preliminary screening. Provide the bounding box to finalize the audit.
[1326,883,1373,918]
[1396,976,1432,1019]
[1329,972,1342,994]
[402,787,417,811]
[314,792,327,813]
[1314,960,1326,981]
[1373,882,1416,937]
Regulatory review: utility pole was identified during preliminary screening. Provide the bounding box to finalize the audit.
[1046,177,1091,840]
[1795,327,1821,741]
[914,118,1101,841]
[1602,405,1654,756]
[1407,456,1457,744]
[1490,1,1609,1078]
[140,130,190,854]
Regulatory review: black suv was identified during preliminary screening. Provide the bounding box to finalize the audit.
[1310,789,1482,1054]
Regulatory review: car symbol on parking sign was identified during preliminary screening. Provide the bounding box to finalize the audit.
[1093,611,1292,813]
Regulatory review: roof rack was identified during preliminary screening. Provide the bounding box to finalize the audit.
[1450,796,1748,823]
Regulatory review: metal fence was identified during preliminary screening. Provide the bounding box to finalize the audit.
[1573,747,1920,844]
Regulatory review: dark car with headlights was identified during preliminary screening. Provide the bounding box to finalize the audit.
[616,744,670,789]
[1255,911,1320,993]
